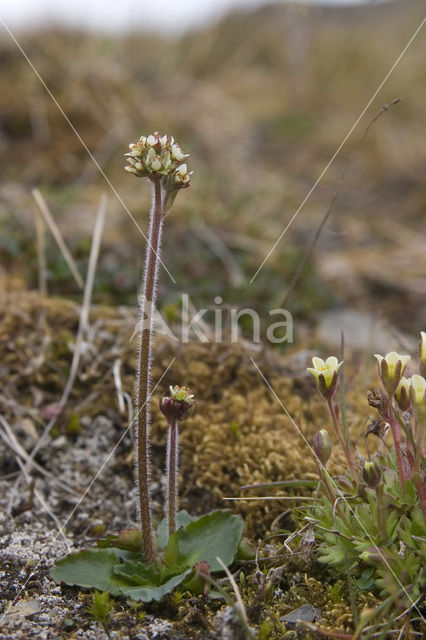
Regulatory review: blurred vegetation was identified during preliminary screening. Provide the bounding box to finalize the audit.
[0,0,425,338]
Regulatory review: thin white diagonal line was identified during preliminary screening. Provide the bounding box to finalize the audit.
[0,15,176,284]
[249,356,425,621]
[250,16,426,283]
[0,357,175,625]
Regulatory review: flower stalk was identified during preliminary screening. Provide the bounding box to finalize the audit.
[307,356,358,482]
[326,398,358,482]
[126,132,192,563]
[160,385,195,536]
[135,177,163,564]
[167,419,179,536]
[374,352,411,495]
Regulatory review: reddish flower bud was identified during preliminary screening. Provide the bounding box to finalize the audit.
[160,385,195,423]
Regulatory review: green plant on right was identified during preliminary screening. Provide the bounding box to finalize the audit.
[303,337,426,610]
[313,454,425,600]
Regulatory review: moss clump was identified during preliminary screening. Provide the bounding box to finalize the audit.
[0,291,368,540]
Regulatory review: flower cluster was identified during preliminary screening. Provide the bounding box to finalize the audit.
[125,132,192,191]
[302,334,426,607]
[372,350,426,421]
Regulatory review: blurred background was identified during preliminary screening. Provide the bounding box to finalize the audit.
[0,0,425,350]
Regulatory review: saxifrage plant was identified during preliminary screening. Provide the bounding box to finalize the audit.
[303,340,426,604]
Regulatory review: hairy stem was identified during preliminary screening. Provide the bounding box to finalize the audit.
[136,178,164,564]
[167,419,179,536]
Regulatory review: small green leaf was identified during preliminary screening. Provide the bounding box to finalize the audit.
[156,510,195,550]
[164,510,244,572]
[356,568,375,590]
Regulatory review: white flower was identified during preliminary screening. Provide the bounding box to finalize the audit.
[307,356,342,387]
[150,158,162,172]
[374,351,410,395]
[171,144,185,161]
[307,356,343,399]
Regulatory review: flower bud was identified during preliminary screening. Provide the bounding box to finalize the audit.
[410,374,426,423]
[171,144,185,161]
[313,429,332,466]
[307,356,343,400]
[374,352,410,396]
[394,377,411,412]
[419,331,426,377]
[185,561,211,596]
[150,157,162,172]
[360,547,387,566]
[160,385,195,423]
[362,460,382,489]
[110,528,142,552]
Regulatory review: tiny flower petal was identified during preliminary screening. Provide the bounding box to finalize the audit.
[411,374,426,405]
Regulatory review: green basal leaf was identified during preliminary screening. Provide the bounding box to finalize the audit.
[156,510,195,550]
[50,548,192,603]
[50,549,124,595]
[164,509,244,572]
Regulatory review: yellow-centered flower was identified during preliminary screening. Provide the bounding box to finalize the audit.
[307,356,343,399]
[374,351,410,396]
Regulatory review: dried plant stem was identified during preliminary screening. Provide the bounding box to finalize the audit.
[167,419,179,536]
[135,177,164,564]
